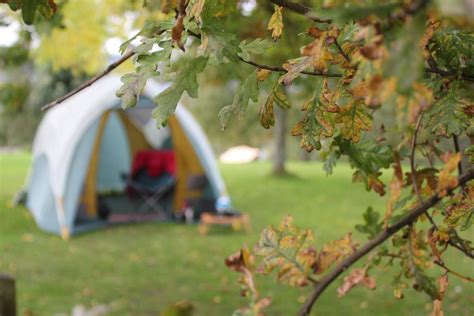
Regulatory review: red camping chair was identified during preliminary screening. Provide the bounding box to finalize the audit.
[123,150,176,214]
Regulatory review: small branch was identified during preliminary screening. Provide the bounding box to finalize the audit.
[39,11,470,111]
[425,67,474,82]
[189,29,341,78]
[409,116,473,259]
[237,56,342,78]
[409,115,438,227]
[41,51,134,110]
[452,135,463,176]
[333,40,351,64]
[298,168,474,316]
[410,114,424,206]
[435,261,474,282]
[269,0,331,23]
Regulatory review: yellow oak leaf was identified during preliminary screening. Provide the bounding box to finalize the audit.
[437,153,461,197]
[313,233,358,274]
[268,5,284,40]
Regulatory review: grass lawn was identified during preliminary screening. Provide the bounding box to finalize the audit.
[0,152,472,315]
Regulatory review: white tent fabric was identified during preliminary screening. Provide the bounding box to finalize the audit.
[27,75,227,237]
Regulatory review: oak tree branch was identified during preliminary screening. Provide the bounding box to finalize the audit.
[299,167,474,316]
[41,51,135,111]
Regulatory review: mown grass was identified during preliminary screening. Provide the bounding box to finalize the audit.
[0,152,472,315]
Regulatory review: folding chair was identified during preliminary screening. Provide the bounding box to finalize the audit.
[124,150,176,215]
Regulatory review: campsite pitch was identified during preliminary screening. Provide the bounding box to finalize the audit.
[0,152,472,315]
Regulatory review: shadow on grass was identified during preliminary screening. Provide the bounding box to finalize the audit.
[264,169,306,182]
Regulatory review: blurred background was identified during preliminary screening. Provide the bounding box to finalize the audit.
[0,1,473,316]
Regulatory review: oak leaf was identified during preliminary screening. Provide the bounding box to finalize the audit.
[430,274,448,316]
[153,56,208,126]
[292,80,334,152]
[337,268,376,297]
[335,100,372,143]
[225,247,257,298]
[254,216,316,286]
[219,70,259,129]
[259,83,290,129]
[384,153,404,228]
[268,5,284,40]
[437,153,461,197]
[313,233,358,275]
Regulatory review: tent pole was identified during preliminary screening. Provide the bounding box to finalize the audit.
[55,197,70,240]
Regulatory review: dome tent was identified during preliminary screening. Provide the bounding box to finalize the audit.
[25,75,228,239]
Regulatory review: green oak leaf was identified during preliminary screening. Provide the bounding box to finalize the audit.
[425,81,470,137]
[116,66,159,109]
[238,38,272,61]
[119,19,172,54]
[137,41,173,67]
[8,0,57,25]
[219,70,259,129]
[355,207,382,239]
[152,56,209,126]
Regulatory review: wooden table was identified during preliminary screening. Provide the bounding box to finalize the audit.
[199,212,250,234]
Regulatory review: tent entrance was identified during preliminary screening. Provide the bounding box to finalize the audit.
[74,109,176,227]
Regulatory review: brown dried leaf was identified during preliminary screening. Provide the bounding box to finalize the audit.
[359,44,386,60]
[430,274,448,316]
[368,174,386,196]
[427,228,442,262]
[225,247,257,298]
[313,233,358,274]
[308,26,324,39]
[337,268,376,297]
[171,15,185,51]
[225,247,253,273]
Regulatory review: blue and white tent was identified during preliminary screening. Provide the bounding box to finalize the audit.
[25,75,228,238]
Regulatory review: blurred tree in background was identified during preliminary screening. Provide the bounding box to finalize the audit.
[0,0,321,167]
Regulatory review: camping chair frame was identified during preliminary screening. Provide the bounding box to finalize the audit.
[123,173,176,215]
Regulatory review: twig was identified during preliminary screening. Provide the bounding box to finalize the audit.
[238,56,342,78]
[425,67,474,82]
[41,51,134,111]
[269,0,331,23]
[409,115,473,259]
[410,114,425,206]
[298,168,474,316]
[333,39,351,64]
[435,261,474,282]
[452,135,463,176]
[39,3,469,111]
[409,115,438,227]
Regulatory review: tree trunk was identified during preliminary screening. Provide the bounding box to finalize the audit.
[0,274,16,316]
[272,106,287,175]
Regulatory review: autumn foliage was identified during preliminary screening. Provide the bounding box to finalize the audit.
[4,0,473,315]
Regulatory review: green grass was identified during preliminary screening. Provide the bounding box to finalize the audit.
[0,152,472,315]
